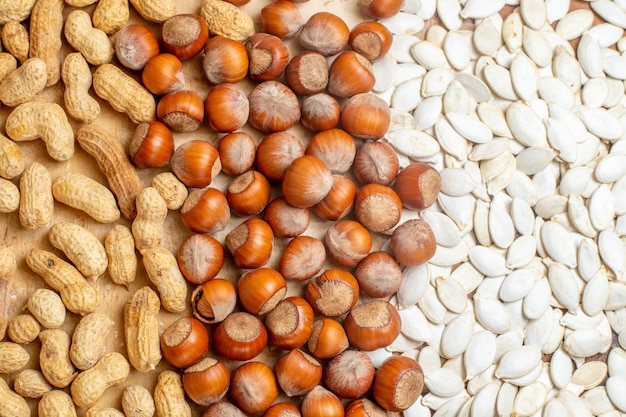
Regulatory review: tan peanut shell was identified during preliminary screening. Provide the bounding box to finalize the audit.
[38,390,78,417]
[105,224,137,287]
[0,246,17,279]
[0,52,17,82]
[48,222,108,281]
[6,101,74,161]
[154,370,192,417]
[93,64,156,124]
[93,0,130,34]
[14,369,52,398]
[151,172,188,210]
[84,408,126,417]
[39,329,77,388]
[0,0,37,24]
[1,21,29,63]
[76,124,144,219]
[0,315,6,340]
[132,187,168,252]
[7,313,41,343]
[64,10,114,65]
[27,288,66,329]
[70,352,130,408]
[61,53,101,124]
[19,161,54,229]
[0,341,30,373]
[64,0,97,6]
[28,0,64,86]
[0,377,30,417]
[142,246,188,313]
[124,286,162,372]
[129,0,176,22]
[26,249,98,316]
[122,384,155,417]
[52,172,120,223]
[0,178,19,213]
[0,57,47,106]
[70,312,114,370]
[0,132,25,179]
[200,0,255,41]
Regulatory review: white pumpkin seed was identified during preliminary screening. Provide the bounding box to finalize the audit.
[432,397,468,417]
[591,0,626,29]
[582,77,609,108]
[442,80,470,115]
[545,0,570,24]
[516,146,558,176]
[436,0,462,31]
[450,262,484,294]
[545,117,578,163]
[598,229,626,281]
[510,52,539,103]
[543,398,570,417]
[502,11,524,52]
[555,9,595,40]
[495,382,518,417]
[581,386,616,416]
[608,347,626,377]
[422,67,456,97]
[414,96,443,130]
[385,129,441,159]
[544,311,566,355]
[421,210,462,247]
[395,62,427,86]
[523,277,552,319]
[577,32,605,78]
[534,194,568,219]
[399,304,433,343]
[446,112,494,144]
[418,345,442,373]
[435,275,468,314]
[520,0,547,30]
[605,376,626,412]
[483,64,519,101]
[571,361,608,390]
[582,270,610,317]
[595,152,626,183]
[495,344,542,380]
[397,263,430,307]
[443,31,471,71]
[488,203,515,249]
[372,54,398,93]
[474,295,511,334]
[506,101,549,147]
[473,18,503,57]
[380,12,425,35]
[552,45,582,91]
[568,195,598,238]
[588,23,625,48]
[438,193,475,230]
[390,77,423,111]
[454,72,492,102]
[429,240,471,267]
[577,237,602,281]
[500,268,536,302]
[466,364,496,396]
[512,381,548,417]
[558,389,594,417]
[505,236,537,270]
[424,367,465,397]
[560,166,594,196]
[510,197,537,236]
[469,137,510,162]
[459,0,505,19]
[547,261,580,314]
[463,330,497,379]
[468,245,511,277]
[549,103,589,144]
[440,311,475,358]
[418,284,448,324]
[389,34,419,63]
[470,380,502,417]
[550,345,574,389]
[522,27,553,68]
[439,167,476,197]
[416,0,437,19]
[389,108,416,131]
[564,328,613,358]
[578,107,625,141]
[538,77,576,108]
[589,184,616,232]
[434,117,470,160]
[525,307,554,348]
[480,150,515,183]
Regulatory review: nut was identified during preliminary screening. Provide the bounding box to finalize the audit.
[28,0,63,86]
[0,0,37,24]
[13,369,52,399]
[122,384,156,417]
[26,288,66,329]
[26,249,99,316]
[52,172,121,224]
[5,102,74,161]
[0,341,30,373]
[151,172,188,210]
[48,222,108,281]
[142,246,188,313]
[154,370,192,417]
[76,124,144,219]
[129,0,176,22]
[7,313,41,344]
[38,390,77,417]
[18,161,53,229]
[131,187,168,252]
[70,352,130,408]
[1,21,29,63]
[61,52,101,124]
[0,132,25,179]
[0,178,20,214]
[105,224,138,288]
[70,312,114,370]
[0,246,17,279]
[124,286,162,373]
[64,10,114,65]
[92,0,130,34]
[200,0,255,41]
[0,377,29,417]
[38,329,77,388]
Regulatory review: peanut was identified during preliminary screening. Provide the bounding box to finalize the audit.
[26,288,66,328]
[132,187,168,252]
[0,57,47,106]
[1,21,29,63]
[64,10,114,66]
[26,249,99,316]
[142,246,188,313]
[70,312,114,370]
[0,178,19,213]
[0,378,29,417]
[39,329,77,388]
[13,369,52,398]
[0,341,30,373]
[76,124,144,219]
[48,222,108,281]
[52,172,120,223]
[0,0,36,24]
[0,246,17,279]
[93,0,130,34]
[5,101,75,161]
[0,132,25,179]
[28,0,64,86]
[154,370,191,417]
[129,0,176,23]
[61,52,101,124]
[7,313,41,343]
[0,52,17,82]
[19,161,53,229]
[151,172,188,211]
[93,63,156,124]
[70,352,130,408]
[105,224,137,287]
[84,408,126,417]
[0,315,6,340]
[200,0,255,42]
[65,0,97,6]
[124,286,162,373]
[122,384,156,417]
[38,390,78,417]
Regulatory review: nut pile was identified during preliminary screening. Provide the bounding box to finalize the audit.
[1,0,626,417]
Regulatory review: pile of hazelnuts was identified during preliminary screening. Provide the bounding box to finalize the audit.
[120,0,442,415]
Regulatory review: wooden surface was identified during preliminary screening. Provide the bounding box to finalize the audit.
[0,0,604,415]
